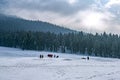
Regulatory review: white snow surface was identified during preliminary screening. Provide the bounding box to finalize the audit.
[0,46,120,80]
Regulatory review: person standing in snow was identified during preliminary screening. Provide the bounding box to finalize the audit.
[87,56,89,60]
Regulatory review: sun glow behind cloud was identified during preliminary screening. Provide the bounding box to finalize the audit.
[78,10,115,31]
[80,11,105,30]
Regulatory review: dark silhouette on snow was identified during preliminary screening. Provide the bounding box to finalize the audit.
[81,57,86,59]
[56,55,59,58]
[48,54,53,58]
[87,56,89,60]
[40,54,44,58]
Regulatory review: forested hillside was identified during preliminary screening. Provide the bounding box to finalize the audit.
[0,14,74,33]
[0,31,120,58]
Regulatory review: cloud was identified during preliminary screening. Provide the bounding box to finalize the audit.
[1,0,120,34]
[68,0,77,4]
[0,0,95,16]
[105,0,120,8]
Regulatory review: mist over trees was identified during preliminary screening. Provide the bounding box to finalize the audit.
[0,31,120,58]
[0,14,74,34]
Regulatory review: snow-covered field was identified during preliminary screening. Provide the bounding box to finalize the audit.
[0,47,120,80]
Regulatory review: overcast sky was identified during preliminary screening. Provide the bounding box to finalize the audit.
[0,0,120,34]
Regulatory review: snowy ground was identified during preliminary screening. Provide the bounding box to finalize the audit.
[0,47,120,80]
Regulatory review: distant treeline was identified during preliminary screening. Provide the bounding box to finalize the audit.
[0,31,120,58]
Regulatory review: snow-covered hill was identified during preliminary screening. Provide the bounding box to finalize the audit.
[0,46,120,80]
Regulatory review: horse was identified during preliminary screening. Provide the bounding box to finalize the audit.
[47,54,53,58]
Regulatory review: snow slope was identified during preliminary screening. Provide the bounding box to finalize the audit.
[0,46,120,80]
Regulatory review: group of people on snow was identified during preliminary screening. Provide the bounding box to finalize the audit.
[39,54,89,60]
[39,54,59,58]
[81,56,89,60]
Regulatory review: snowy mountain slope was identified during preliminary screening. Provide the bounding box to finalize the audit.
[0,46,120,80]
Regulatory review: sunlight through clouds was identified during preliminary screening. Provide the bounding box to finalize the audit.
[73,10,115,33]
